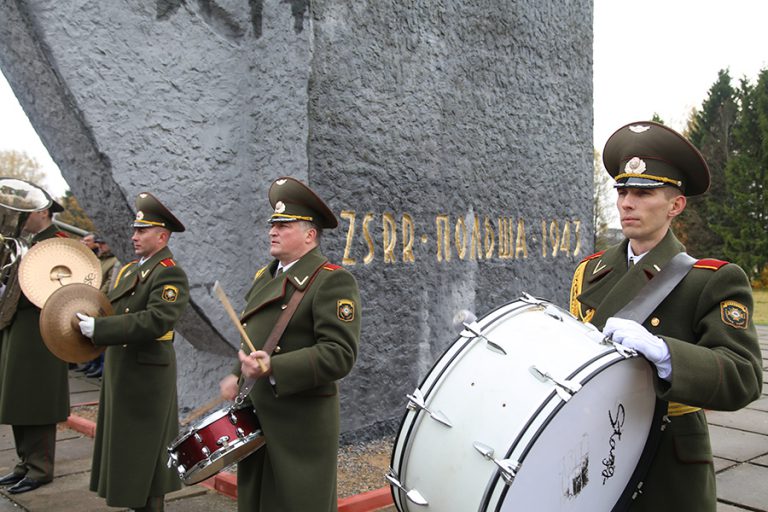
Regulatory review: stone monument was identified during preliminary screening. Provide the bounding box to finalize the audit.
[0,0,593,439]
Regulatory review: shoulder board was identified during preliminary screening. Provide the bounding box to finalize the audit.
[159,258,176,267]
[253,266,268,280]
[55,231,69,238]
[579,250,605,264]
[323,263,342,271]
[694,258,728,271]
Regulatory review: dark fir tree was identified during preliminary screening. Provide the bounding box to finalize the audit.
[675,70,737,257]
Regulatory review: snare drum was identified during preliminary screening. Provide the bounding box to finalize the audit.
[389,297,663,512]
[167,403,265,485]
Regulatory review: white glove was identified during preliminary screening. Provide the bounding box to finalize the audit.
[603,317,672,381]
[76,313,95,339]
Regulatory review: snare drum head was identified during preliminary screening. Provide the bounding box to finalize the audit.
[390,299,661,512]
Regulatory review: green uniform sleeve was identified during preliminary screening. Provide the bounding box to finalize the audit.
[657,263,763,410]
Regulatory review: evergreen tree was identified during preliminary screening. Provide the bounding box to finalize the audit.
[714,71,768,278]
[675,70,737,257]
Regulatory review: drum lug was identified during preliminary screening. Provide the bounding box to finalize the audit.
[229,412,238,424]
[406,388,453,428]
[386,468,429,506]
[202,446,210,457]
[194,432,203,443]
[236,427,246,438]
[608,339,638,359]
[176,465,187,478]
[473,442,520,484]
[529,365,582,402]
[454,310,507,355]
[166,451,178,469]
[520,292,544,306]
[217,435,231,447]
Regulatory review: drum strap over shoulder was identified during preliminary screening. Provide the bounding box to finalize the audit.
[614,252,697,324]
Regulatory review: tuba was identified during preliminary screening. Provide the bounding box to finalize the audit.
[0,177,55,329]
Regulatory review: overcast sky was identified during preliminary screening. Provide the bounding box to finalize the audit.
[2,0,768,198]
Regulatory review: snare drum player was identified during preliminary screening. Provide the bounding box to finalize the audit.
[570,121,762,511]
[77,192,189,511]
[219,177,361,512]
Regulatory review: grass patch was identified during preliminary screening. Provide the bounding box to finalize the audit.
[752,289,768,325]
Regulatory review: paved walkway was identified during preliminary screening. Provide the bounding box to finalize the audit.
[2,326,768,511]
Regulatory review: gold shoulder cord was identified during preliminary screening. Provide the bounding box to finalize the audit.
[569,259,590,321]
[113,262,136,289]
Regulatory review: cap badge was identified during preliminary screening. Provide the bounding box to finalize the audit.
[629,125,651,133]
[275,179,287,186]
[624,157,646,174]
[274,201,286,214]
[136,210,145,220]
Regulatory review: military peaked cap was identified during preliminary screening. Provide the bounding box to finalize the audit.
[132,192,185,232]
[603,121,710,196]
[268,177,338,229]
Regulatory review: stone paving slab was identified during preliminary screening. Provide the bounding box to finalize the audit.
[707,408,768,436]
[709,424,768,462]
[746,396,768,412]
[53,436,96,478]
[0,472,123,512]
[166,490,236,512]
[718,503,751,512]
[716,463,768,511]
[68,376,100,394]
[70,390,101,405]
[714,456,739,473]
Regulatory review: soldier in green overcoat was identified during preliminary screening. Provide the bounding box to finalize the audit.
[0,201,70,495]
[219,177,361,512]
[570,121,763,511]
[77,192,189,512]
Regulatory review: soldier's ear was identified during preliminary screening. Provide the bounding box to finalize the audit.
[668,194,686,218]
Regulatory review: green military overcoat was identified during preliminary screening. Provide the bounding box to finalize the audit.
[90,246,188,508]
[236,247,361,512]
[0,224,70,425]
[570,230,762,512]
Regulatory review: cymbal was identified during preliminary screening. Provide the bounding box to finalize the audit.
[18,237,102,309]
[39,283,113,363]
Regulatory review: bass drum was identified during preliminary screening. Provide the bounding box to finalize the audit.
[388,297,664,512]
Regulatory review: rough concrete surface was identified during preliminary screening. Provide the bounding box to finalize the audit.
[0,0,593,437]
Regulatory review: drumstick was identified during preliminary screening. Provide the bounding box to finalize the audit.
[180,396,225,426]
[213,281,268,373]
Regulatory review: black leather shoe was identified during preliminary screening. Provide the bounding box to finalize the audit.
[0,472,24,485]
[7,477,44,494]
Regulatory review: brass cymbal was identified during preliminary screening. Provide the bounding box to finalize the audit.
[39,283,113,364]
[19,237,102,309]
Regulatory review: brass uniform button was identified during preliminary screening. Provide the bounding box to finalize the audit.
[650,317,660,327]
[124,308,130,313]
[274,346,282,353]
